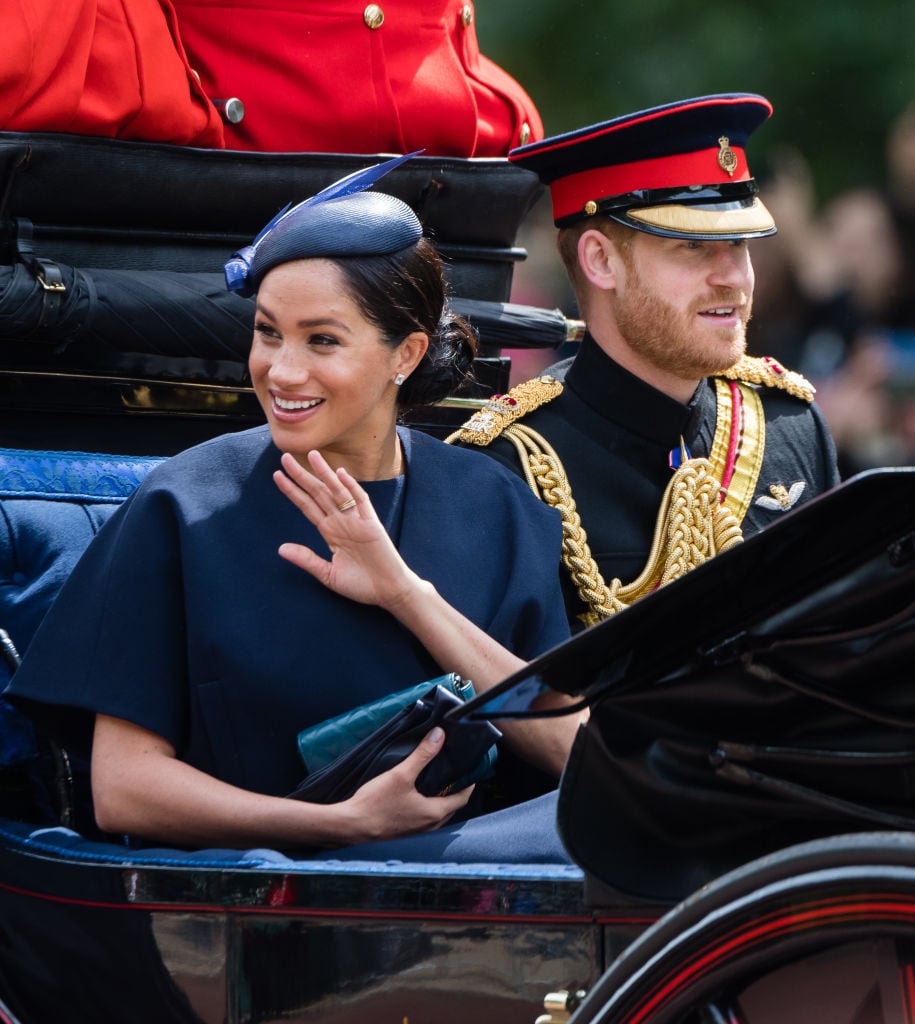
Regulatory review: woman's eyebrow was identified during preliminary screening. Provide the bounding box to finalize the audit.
[295,317,351,332]
[254,302,351,333]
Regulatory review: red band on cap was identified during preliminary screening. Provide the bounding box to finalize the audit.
[550,146,749,221]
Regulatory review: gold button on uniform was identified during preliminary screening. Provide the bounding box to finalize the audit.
[519,122,531,145]
[461,4,473,27]
[364,4,384,29]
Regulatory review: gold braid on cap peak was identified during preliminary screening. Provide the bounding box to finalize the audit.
[719,355,816,403]
[444,376,564,446]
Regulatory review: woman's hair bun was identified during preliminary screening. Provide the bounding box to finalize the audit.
[400,311,478,408]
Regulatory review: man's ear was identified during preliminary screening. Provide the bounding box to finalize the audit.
[577,229,624,291]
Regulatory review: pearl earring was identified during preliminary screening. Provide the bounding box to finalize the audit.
[394,373,406,386]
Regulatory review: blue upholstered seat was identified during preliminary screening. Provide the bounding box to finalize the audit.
[0,448,164,761]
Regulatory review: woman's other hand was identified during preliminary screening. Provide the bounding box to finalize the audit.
[339,726,472,844]
[275,449,583,781]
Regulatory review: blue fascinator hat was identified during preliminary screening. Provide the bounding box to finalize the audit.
[225,152,423,297]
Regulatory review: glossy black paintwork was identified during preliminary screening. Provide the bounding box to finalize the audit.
[0,828,629,1024]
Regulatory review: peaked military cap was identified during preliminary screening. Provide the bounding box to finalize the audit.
[509,93,777,240]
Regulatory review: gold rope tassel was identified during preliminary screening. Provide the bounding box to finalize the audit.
[501,424,744,627]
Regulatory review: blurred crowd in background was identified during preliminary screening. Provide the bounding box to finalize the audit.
[507,100,915,480]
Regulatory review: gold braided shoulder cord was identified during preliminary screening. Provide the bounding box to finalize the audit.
[501,423,744,627]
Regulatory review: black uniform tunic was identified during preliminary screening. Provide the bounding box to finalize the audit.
[464,335,841,627]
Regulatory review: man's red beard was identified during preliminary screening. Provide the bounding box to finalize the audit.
[614,267,753,381]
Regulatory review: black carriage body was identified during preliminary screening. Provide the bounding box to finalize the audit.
[452,466,915,906]
[4,130,915,1024]
[0,823,619,1024]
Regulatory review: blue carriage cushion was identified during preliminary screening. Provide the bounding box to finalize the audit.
[0,447,164,764]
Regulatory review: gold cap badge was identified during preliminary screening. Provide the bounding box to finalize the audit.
[718,136,738,176]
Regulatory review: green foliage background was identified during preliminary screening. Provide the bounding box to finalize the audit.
[476,0,915,204]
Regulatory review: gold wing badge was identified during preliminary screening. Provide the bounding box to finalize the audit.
[755,481,807,512]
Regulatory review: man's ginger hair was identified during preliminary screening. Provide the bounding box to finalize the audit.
[556,216,635,319]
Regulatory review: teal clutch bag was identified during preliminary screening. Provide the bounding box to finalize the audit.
[296,672,498,783]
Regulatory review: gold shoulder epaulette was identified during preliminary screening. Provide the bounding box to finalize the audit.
[719,355,816,403]
[449,375,564,446]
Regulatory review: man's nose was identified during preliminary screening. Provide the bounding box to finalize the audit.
[707,244,752,289]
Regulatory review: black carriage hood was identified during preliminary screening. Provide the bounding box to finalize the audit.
[450,466,915,903]
[450,466,915,719]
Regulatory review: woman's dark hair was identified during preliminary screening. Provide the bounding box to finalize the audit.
[334,238,478,408]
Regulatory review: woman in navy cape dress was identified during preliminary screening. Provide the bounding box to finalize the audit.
[6,156,580,859]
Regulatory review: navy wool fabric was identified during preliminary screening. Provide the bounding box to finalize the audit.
[5,426,568,798]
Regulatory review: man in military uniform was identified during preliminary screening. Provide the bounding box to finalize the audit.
[450,94,840,630]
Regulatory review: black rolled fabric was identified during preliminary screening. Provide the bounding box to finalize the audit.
[0,263,569,359]
[449,298,572,350]
[0,264,254,359]
[0,262,92,344]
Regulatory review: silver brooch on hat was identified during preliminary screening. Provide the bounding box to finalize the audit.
[718,136,738,176]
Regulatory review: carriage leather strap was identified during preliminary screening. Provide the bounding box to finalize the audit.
[14,218,66,330]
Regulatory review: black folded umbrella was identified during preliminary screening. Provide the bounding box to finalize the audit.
[449,297,581,350]
[0,262,580,361]
[0,263,253,361]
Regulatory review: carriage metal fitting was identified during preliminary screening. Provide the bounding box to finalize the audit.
[565,318,586,342]
[534,988,587,1023]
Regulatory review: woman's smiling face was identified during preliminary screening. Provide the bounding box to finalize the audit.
[249,258,416,475]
